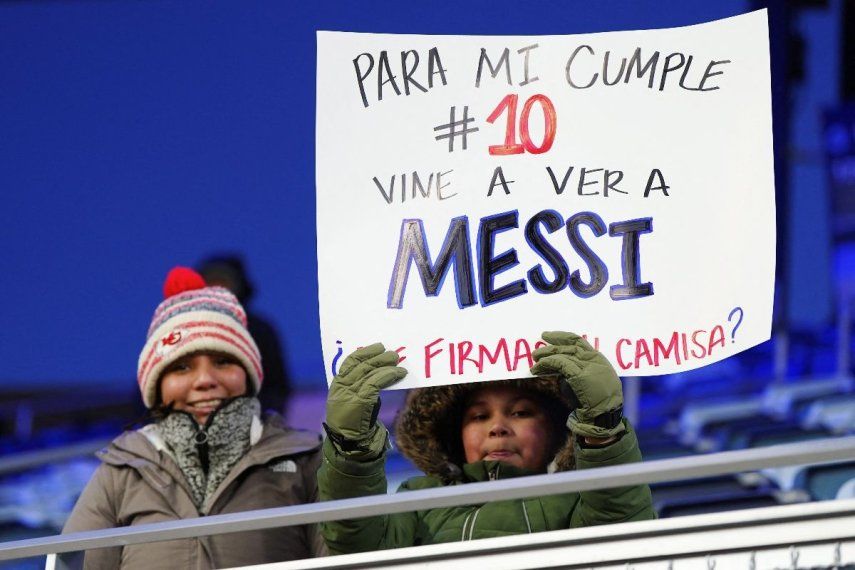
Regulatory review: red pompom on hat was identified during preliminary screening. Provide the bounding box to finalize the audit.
[137,265,263,408]
[162,266,207,298]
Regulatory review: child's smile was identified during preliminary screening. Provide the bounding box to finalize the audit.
[159,351,248,424]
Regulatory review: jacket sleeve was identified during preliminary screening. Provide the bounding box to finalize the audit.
[317,435,418,554]
[298,447,329,557]
[58,464,124,570]
[569,419,655,527]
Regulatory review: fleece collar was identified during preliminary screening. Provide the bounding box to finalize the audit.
[141,405,263,455]
[154,396,259,509]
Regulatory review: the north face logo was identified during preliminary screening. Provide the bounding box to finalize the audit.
[269,459,297,473]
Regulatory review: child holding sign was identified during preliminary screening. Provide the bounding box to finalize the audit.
[319,331,654,553]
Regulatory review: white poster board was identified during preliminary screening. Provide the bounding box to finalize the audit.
[316,10,775,389]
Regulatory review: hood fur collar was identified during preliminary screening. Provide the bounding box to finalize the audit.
[394,378,575,482]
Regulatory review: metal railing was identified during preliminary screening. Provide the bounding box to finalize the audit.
[256,499,855,569]
[1,435,853,562]
[0,438,110,476]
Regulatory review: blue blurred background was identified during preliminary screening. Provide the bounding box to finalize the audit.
[3,0,847,392]
[1,1,854,566]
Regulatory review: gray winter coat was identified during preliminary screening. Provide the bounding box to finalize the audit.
[61,415,325,569]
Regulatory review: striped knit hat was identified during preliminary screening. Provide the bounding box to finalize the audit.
[137,266,263,408]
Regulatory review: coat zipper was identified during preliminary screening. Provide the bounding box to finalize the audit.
[487,464,532,535]
[488,463,501,481]
[464,464,501,540]
[193,425,210,474]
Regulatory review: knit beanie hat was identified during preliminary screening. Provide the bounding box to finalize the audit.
[137,267,263,408]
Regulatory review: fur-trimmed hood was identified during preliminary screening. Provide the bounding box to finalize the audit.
[394,377,575,481]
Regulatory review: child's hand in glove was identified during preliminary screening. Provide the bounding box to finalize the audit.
[530,331,625,443]
[324,343,407,458]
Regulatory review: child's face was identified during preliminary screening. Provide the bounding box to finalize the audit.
[159,351,247,424]
[461,385,553,473]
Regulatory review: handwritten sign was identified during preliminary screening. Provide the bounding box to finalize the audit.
[316,10,775,388]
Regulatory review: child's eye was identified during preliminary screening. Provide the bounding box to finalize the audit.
[467,412,488,422]
[214,355,239,367]
[512,408,534,418]
[165,360,191,374]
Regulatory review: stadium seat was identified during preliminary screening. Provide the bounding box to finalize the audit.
[655,488,808,518]
[677,398,764,446]
[800,397,855,434]
[762,375,853,418]
[798,461,855,500]
[835,477,855,499]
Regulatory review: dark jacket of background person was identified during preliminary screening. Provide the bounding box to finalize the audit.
[61,414,325,569]
[198,255,292,415]
[318,379,654,553]
[247,312,291,413]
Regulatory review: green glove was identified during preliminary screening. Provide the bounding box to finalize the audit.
[530,331,625,439]
[325,343,407,458]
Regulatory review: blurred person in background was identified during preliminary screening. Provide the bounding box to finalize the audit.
[198,254,292,417]
[59,267,325,569]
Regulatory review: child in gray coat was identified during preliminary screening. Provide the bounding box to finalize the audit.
[60,267,325,569]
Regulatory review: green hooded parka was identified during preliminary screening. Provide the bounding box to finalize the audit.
[318,378,654,553]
